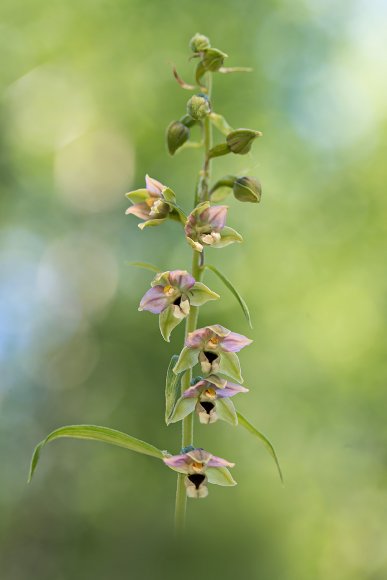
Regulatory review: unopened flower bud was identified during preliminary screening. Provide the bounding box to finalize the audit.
[233,176,262,203]
[187,94,211,120]
[166,121,190,155]
[202,48,228,72]
[189,33,211,53]
[226,128,262,155]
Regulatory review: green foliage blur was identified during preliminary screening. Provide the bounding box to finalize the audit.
[1,0,386,579]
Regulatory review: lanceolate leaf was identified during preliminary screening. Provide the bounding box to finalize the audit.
[127,261,161,273]
[28,425,164,482]
[205,264,252,328]
[165,355,183,424]
[237,412,284,484]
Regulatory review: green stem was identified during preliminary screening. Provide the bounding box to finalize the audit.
[174,72,213,532]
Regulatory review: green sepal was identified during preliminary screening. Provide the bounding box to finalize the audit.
[165,355,182,424]
[209,113,233,136]
[206,467,237,486]
[159,306,185,342]
[207,143,230,160]
[237,412,284,484]
[219,351,243,383]
[162,187,176,203]
[168,396,197,424]
[215,226,243,248]
[138,218,167,230]
[188,282,219,306]
[28,425,164,482]
[216,398,238,426]
[125,189,149,203]
[204,264,252,328]
[173,346,199,374]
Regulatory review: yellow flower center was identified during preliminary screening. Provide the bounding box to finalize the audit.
[192,461,204,472]
[204,387,216,399]
[208,336,219,348]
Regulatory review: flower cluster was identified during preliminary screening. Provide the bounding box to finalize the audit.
[125,33,265,502]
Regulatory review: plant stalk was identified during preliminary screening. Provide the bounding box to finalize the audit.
[174,73,213,532]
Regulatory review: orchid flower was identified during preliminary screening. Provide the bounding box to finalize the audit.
[138,270,219,341]
[169,374,248,425]
[173,324,252,382]
[125,175,174,230]
[184,201,242,252]
[163,446,236,498]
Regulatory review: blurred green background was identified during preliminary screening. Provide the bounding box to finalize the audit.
[1,0,386,578]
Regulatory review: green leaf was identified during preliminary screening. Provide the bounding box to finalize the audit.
[205,264,252,328]
[218,351,243,383]
[159,306,184,342]
[207,467,237,486]
[237,412,284,484]
[216,398,238,426]
[165,355,182,424]
[28,425,164,482]
[188,282,220,306]
[209,112,233,136]
[127,261,161,273]
[168,396,197,424]
[173,346,199,374]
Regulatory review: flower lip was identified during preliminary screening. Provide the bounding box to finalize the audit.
[188,473,206,489]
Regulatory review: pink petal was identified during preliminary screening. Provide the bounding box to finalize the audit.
[163,454,189,470]
[201,205,228,230]
[216,382,249,398]
[182,380,207,398]
[139,286,169,314]
[186,327,212,349]
[125,203,150,220]
[207,455,235,468]
[168,270,195,292]
[221,331,253,352]
[145,174,164,196]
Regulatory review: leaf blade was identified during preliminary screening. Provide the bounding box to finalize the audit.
[165,355,182,424]
[127,261,161,273]
[28,425,164,482]
[205,264,252,328]
[237,412,284,484]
